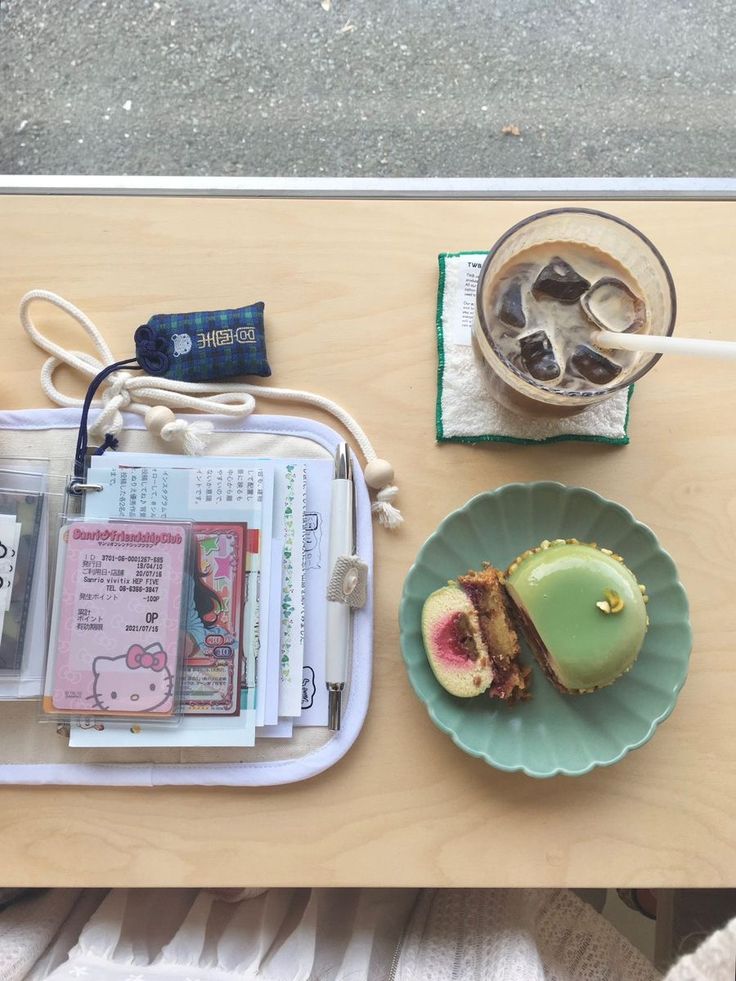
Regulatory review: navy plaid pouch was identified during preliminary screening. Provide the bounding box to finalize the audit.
[134,302,271,382]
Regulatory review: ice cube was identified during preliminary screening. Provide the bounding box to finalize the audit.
[531,257,590,304]
[519,330,561,381]
[497,279,526,329]
[568,344,623,385]
[581,277,646,333]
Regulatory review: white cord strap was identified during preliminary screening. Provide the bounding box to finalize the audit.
[19,289,403,529]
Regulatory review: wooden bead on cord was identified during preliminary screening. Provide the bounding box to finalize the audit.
[364,459,394,490]
[145,404,176,436]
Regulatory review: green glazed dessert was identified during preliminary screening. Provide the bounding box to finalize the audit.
[504,539,649,694]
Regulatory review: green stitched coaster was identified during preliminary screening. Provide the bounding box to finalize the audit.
[436,252,633,445]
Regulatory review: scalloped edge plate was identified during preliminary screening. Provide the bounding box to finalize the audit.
[399,482,692,778]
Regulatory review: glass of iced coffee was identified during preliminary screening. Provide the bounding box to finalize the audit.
[475,208,677,415]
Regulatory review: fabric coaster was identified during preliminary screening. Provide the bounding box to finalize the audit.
[436,252,633,445]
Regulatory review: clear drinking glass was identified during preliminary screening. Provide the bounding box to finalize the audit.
[474,208,677,416]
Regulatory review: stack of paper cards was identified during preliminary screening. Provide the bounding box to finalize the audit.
[69,452,334,750]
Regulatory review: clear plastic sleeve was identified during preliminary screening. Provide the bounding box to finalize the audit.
[41,517,193,725]
[0,459,56,697]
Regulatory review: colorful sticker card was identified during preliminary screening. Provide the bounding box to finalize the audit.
[44,520,190,719]
[181,522,246,715]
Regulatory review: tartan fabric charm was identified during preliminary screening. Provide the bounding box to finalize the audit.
[21,288,404,529]
[134,302,271,382]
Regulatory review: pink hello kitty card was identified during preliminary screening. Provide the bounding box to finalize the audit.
[43,520,190,719]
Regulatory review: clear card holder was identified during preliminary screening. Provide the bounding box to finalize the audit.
[41,517,192,726]
[0,457,57,699]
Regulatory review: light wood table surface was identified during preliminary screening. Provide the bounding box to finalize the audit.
[0,195,733,888]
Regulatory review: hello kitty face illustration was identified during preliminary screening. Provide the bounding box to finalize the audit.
[171,332,192,357]
[92,643,173,713]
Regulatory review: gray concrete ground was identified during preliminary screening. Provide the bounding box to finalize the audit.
[0,0,734,177]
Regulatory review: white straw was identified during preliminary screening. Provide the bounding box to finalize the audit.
[596,330,736,360]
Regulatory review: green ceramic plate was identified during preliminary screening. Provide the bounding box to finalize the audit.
[399,482,691,778]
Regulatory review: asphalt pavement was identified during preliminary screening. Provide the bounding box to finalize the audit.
[1,0,734,176]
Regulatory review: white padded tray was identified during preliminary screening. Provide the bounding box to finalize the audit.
[0,408,373,786]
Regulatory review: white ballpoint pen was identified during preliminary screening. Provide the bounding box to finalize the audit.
[325,442,355,731]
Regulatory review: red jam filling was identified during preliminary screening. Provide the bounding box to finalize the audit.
[431,612,476,667]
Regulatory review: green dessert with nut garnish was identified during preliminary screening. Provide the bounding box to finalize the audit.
[504,539,649,694]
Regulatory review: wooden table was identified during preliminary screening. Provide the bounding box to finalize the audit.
[0,194,733,888]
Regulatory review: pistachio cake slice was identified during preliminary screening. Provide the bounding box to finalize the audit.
[421,583,494,698]
[421,567,531,703]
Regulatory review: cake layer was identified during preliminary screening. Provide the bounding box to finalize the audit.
[421,584,494,698]
[457,566,530,702]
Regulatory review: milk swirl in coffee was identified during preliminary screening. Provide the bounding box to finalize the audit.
[487,242,648,392]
